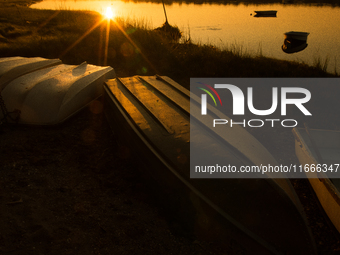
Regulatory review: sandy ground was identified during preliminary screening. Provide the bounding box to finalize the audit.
[1,102,217,255]
[0,96,340,255]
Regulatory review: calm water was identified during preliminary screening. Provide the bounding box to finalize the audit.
[31,1,340,73]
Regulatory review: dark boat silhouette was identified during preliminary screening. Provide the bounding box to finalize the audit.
[254,10,277,17]
[282,31,309,54]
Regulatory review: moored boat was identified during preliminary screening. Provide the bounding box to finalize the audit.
[104,75,317,254]
[254,10,277,17]
[1,61,115,125]
[293,127,340,233]
[282,31,309,53]
[284,31,309,41]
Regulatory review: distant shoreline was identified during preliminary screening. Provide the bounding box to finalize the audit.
[0,0,41,8]
[118,0,340,7]
[9,0,340,8]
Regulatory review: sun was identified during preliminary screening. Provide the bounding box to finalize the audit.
[105,6,115,20]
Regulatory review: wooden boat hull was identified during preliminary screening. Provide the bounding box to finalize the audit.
[293,127,340,233]
[1,60,115,125]
[104,76,317,254]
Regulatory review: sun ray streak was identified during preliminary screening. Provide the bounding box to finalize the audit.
[104,19,110,66]
[59,18,105,59]
[59,13,158,74]
[38,10,61,30]
[112,20,158,73]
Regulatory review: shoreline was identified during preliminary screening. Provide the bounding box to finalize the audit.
[3,0,340,8]
[0,0,40,7]
[25,0,340,75]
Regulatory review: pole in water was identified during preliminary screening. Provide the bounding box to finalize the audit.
[162,0,169,24]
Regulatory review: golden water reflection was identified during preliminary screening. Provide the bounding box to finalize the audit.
[31,1,340,73]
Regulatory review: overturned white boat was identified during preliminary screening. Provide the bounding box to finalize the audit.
[0,57,115,125]
[0,56,62,88]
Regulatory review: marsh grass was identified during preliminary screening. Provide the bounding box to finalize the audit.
[115,16,152,31]
[0,6,337,87]
[313,55,330,72]
[334,57,338,76]
[223,43,251,58]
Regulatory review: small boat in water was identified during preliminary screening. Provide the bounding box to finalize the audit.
[293,127,340,233]
[254,10,277,17]
[104,75,317,254]
[282,31,310,54]
[284,31,309,41]
[0,57,115,125]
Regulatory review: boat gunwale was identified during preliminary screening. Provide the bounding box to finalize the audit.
[293,127,340,208]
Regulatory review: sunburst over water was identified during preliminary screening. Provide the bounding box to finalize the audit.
[31,1,340,73]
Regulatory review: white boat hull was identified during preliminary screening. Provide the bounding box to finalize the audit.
[0,57,115,125]
[0,56,62,88]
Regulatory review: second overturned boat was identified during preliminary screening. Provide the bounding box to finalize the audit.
[104,75,317,254]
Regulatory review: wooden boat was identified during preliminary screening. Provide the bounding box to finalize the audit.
[293,127,340,233]
[1,61,115,125]
[104,75,317,254]
[282,31,309,53]
[254,10,277,17]
[282,40,308,54]
[0,56,62,88]
[284,31,309,41]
